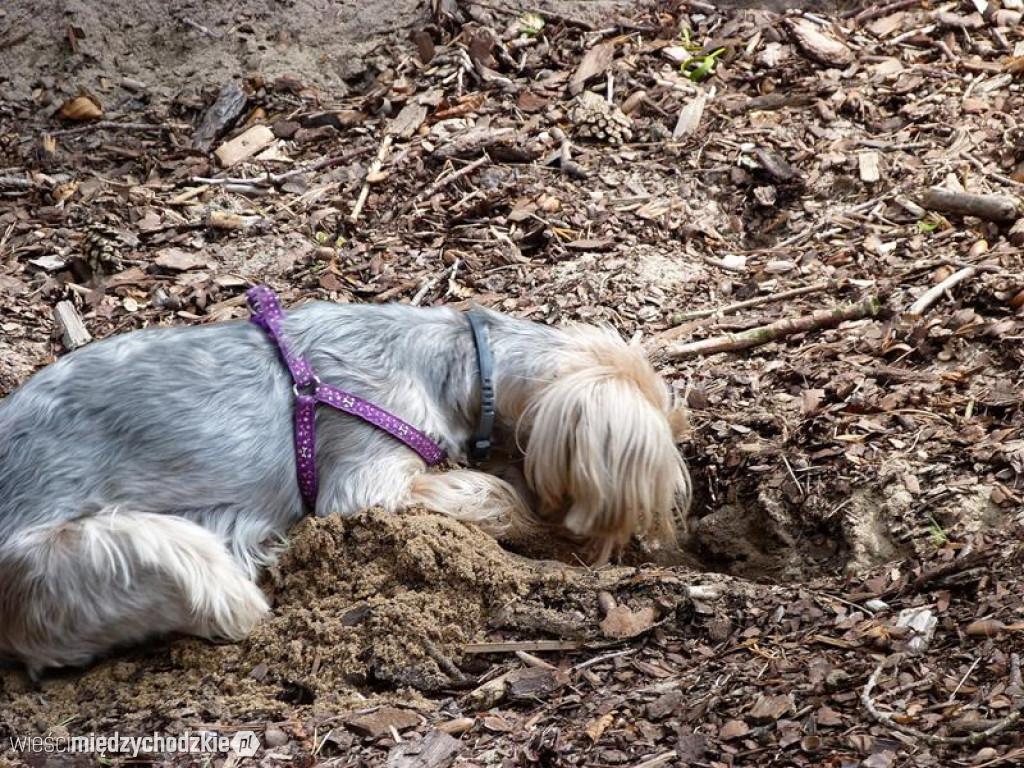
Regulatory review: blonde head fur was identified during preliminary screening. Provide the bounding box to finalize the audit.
[518,326,692,561]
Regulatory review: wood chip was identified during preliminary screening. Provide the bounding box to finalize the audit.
[600,604,660,639]
[569,41,616,95]
[193,81,248,152]
[386,731,461,768]
[214,124,276,167]
[859,151,881,183]
[749,693,795,722]
[506,667,570,701]
[389,102,429,139]
[785,18,855,67]
[673,90,708,140]
[345,707,422,739]
[154,248,207,271]
[53,301,91,351]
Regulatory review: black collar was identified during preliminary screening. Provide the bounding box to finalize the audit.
[466,309,495,464]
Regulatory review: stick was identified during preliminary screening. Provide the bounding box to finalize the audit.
[849,0,924,24]
[182,18,221,38]
[0,176,39,190]
[667,295,881,360]
[907,266,978,316]
[348,134,393,225]
[921,187,1020,223]
[463,640,588,654]
[863,655,1022,746]
[42,121,188,139]
[673,281,835,322]
[189,146,373,188]
[414,154,490,204]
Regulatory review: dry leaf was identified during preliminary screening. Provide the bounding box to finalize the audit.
[599,604,659,639]
[585,713,614,742]
[59,94,102,121]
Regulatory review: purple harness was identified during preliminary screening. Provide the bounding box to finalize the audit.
[247,286,446,508]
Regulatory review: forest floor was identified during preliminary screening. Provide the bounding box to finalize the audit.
[2,0,1024,766]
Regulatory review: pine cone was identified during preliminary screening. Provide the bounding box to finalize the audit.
[569,91,633,145]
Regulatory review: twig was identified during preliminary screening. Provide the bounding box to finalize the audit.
[920,187,1020,223]
[182,18,222,38]
[414,154,491,205]
[948,657,981,703]
[348,134,393,225]
[571,648,637,672]
[424,640,470,685]
[463,640,589,654]
[907,266,978,316]
[863,655,1022,746]
[188,146,372,189]
[38,121,188,140]
[849,0,923,24]
[672,281,836,322]
[410,274,440,306]
[667,295,881,360]
[0,176,38,190]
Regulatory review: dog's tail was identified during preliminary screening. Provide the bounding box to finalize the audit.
[0,510,269,675]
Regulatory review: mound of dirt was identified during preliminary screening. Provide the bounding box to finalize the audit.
[0,509,545,748]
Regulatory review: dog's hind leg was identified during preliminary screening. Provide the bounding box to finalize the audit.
[406,469,539,540]
[0,511,269,674]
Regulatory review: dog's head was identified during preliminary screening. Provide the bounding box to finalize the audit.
[518,326,692,561]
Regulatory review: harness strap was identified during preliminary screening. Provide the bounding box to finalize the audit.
[247,286,446,509]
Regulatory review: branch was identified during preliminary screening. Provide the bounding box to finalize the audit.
[667,295,880,360]
[907,266,977,317]
[863,655,1022,747]
[921,187,1020,223]
[673,281,836,322]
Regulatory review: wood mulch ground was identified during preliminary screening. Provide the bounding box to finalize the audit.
[2,1,1024,766]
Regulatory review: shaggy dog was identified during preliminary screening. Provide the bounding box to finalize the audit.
[0,290,691,674]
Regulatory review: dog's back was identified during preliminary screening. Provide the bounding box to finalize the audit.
[0,319,300,545]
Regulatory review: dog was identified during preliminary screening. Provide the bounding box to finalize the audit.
[0,290,691,674]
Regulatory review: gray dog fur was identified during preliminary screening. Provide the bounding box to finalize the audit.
[0,300,690,673]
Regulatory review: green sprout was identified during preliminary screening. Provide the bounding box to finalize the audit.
[520,12,545,36]
[682,48,725,82]
[927,516,949,547]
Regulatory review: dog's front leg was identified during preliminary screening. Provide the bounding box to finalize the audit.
[405,469,536,540]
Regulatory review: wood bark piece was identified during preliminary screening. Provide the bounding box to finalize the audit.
[920,187,1020,222]
[859,151,881,183]
[193,81,248,152]
[386,731,461,768]
[345,706,421,738]
[389,102,428,140]
[785,18,855,67]
[53,301,91,351]
[569,41,615,95]
[667,295,881,360]
[214,125,275,168]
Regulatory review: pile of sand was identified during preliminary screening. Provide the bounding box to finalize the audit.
[0,509,539,744]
